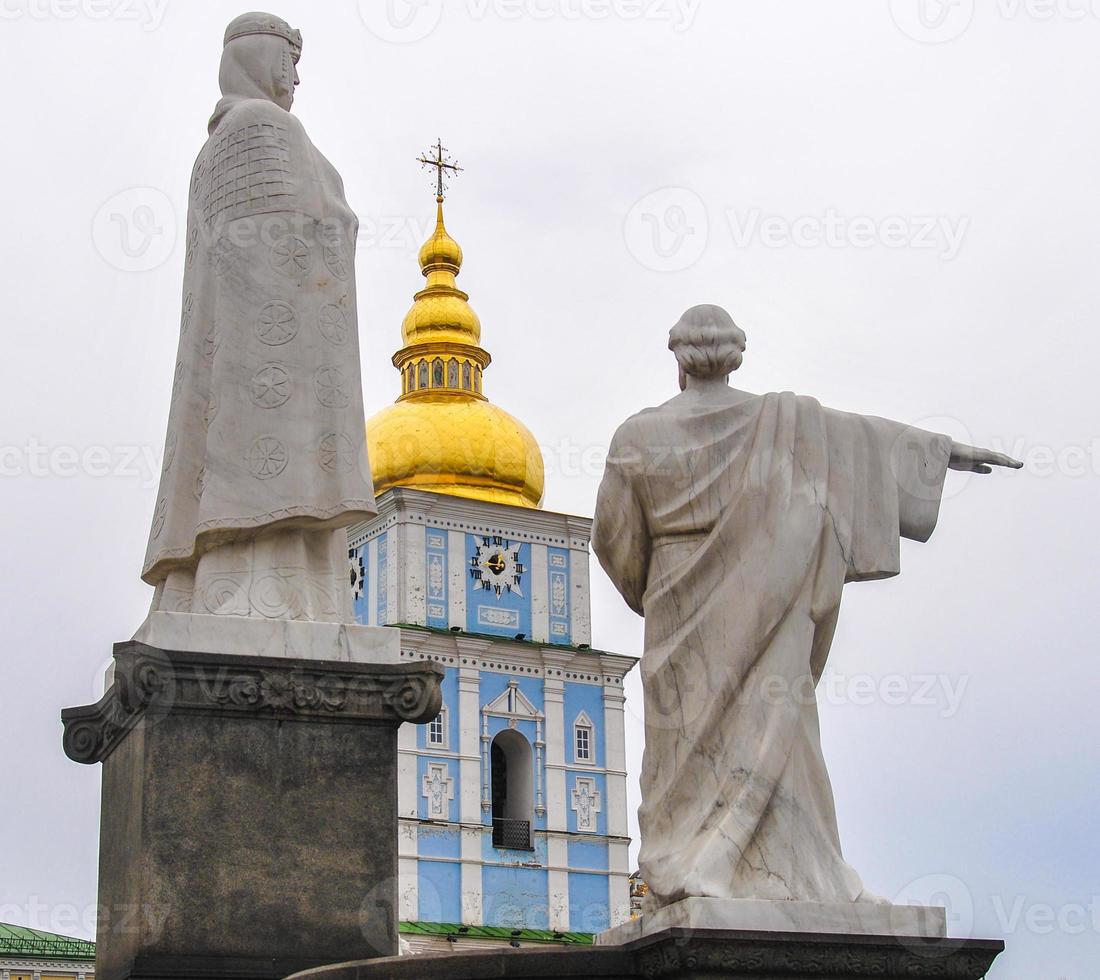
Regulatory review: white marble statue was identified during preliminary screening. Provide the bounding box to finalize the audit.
[592,305,1021,911]
[142,13,375,623]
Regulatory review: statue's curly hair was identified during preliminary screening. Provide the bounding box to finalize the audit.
[668,305,747,379]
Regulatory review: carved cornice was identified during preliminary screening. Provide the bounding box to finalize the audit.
[62,641,443,765]
[630,932,1004,979]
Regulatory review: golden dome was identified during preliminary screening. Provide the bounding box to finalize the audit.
[367,197,545,509]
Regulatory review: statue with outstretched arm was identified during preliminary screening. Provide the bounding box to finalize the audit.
[592,304,1020,910]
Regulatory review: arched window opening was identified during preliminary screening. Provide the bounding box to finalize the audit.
[490,729,534,850]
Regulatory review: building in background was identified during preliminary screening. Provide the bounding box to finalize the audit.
[0,924,95,980]
[350,167,637,946]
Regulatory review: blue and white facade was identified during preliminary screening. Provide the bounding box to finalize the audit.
[349,488,637,933]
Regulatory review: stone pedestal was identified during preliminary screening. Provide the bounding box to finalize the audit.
[595,897,947,946]
[288,929,1005,979]
[61,640,442,980]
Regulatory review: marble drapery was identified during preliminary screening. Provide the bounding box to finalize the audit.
[142,23,375,622]
[593,388,952,907]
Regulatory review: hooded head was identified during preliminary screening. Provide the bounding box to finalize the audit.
[210,12,302,133]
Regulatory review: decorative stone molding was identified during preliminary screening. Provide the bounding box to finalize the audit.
[632,932,1004,979]
[570,776,602,833]
[62,641,443,765]
[279,931,1005,978]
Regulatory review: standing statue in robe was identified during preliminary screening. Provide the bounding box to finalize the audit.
[592,305,1021,909]
[142,13,376,623]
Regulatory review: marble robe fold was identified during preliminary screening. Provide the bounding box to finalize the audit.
[592,389,952,907]
[142,85,375,621]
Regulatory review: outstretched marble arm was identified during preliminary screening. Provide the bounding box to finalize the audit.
[949,442,1024,475]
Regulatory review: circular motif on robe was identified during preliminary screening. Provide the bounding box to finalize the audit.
[211,237,235,277]
[202,576,246,616]
[151,498,167,538]
[323,244,351,281]
[317,303,350,346]
[249,574,297,619]
[256,301,298,346]
[186,227,198,267]
[191,158,205,200]
[250,362,293,409]
[194,465,207,501]
[162,431,178,473]
[203,394,219,430]
[314,366,350,409]
[180,293,194,334]
[246,436,289,480]
[270,235,313,278]
[318,432,356,474]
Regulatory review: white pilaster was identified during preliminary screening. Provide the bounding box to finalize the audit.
[366,537,378,626]
[457,663,482,824]
[602,658,630,838]
[448,529,467,629]
[399,855,419,921]
[398,723,419,820]
[461,826,483,925]
[388,522,402,624]
[405,522,427,627]
[547,833,570,932]
[570,546,592,646]
[530,543,549,643]
[609,839,631,924]
[542,651,571,833]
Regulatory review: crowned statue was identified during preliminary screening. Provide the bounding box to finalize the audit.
[593,305,1021,912]
[142,13,375,623]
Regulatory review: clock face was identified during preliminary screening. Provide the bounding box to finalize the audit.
[470,535,525,598]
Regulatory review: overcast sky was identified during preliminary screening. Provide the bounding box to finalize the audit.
[2,1,1097,976]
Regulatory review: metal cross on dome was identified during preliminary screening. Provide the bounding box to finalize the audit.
[417,139,463,201]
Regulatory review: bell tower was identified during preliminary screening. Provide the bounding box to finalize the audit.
[348,144,637,944]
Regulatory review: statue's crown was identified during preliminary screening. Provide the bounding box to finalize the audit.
[224,13,302,59]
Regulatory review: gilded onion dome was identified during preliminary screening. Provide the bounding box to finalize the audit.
[366,196,545,509]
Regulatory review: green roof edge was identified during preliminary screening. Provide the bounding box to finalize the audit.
[0,924,96,960]
[400,920,594,945]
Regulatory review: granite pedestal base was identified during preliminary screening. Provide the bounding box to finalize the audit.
[61,640,443,980]
[596,897,947,946]
[288,929,1005,980]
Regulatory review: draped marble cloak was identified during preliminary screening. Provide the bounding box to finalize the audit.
[592,388,952,907]
[142,37,375,622]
